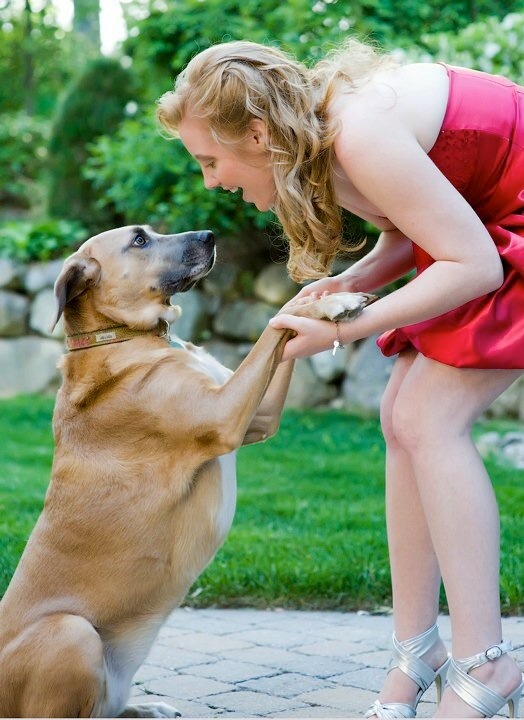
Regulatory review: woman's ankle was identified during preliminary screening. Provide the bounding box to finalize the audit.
[436,651,523,718]
[420,637,449,671]
[468,653,522,698]
[376,637,449,705]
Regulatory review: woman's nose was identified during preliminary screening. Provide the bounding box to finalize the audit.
[203,171,219,190]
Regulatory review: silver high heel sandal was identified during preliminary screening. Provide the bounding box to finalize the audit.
[365,623,450,719]
[447,640,524,718]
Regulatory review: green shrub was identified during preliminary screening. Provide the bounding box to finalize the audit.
[47,57,135,232]
[401,12,524,81]
[0,218,87,262]
[0,113,49,209]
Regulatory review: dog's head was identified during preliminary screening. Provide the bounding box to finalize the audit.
[52,225,215,332]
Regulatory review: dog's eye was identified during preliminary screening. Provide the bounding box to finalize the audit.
[132,234,148,247]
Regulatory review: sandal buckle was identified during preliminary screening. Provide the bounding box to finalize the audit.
[485,645,503,661]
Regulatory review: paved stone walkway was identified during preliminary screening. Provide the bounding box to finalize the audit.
[130,609,524,718]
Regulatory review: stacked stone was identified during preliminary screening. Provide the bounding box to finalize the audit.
[0,258,64,397]
[0,257,522,427]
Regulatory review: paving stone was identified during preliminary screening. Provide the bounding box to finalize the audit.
[297,684,376,712]
[184,659,276,683]
[273,707,356,717]
[228,627,309,648]
[171,631,253,654]
[294,639,365,658]
[221,646,357,678]
[132,663,176,683]
[166,608,262,634]
[268,654,359,679]
[124,610,524,719]
[275,655,362,679]
[145,643,217,668]
[156,626,193,641]
[166,607,269,628]
[205,689,308,715]
[257,616,337,636]
[346,649,390,669]
[325,666,385,693]
[221,646,310,668]
[144,673,235,700]
[239,672,334,698]
[314,624,390,644]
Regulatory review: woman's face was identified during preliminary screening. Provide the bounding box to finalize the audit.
[178,114,276,212]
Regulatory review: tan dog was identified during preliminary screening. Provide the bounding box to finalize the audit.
[0,225,375,718]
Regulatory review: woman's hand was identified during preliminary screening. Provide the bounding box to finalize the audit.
[292,274,352,302]
[268,315,338,361]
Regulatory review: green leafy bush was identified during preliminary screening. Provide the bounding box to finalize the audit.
[0,7,82,118]
[47,57,135,232]
[402,12,524,81]
[0,113,49,209]
[0,219,87,262]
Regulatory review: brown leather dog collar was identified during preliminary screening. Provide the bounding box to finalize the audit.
[66,319,170,351]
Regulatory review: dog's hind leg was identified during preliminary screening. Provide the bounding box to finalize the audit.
[1,613,106,718]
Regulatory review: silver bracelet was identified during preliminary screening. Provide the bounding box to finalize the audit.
[332,322,344,356]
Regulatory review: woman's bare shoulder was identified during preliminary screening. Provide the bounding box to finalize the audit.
[330,63,449,153]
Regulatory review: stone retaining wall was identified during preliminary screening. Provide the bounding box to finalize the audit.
[0,257,523,421]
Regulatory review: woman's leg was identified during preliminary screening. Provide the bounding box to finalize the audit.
[391,356,522,717]
[373,350,448,712]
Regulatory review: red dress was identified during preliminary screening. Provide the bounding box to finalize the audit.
[377,64,524,369]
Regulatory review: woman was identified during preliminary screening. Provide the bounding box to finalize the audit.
[157,39,524,718]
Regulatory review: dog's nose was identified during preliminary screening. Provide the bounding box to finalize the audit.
[197,230,214,245]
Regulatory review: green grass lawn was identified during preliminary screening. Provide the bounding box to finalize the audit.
[0,395,522,614]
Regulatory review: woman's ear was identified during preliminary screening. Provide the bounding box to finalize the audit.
[248,119,268,146]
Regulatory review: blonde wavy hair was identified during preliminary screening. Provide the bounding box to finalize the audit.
[157,38,395,282]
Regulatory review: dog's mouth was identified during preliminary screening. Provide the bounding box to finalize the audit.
[159,249,216,297]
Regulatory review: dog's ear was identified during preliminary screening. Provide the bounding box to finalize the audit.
[51,254,101,332]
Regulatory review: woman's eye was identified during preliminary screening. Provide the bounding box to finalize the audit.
[133,234,148,247]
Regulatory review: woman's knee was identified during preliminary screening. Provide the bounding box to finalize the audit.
[389,394,429,453]
[390,381,463,455]
[380,351,418,448]
[380,379,404,447]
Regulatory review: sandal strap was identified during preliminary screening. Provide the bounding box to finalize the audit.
[364,699,416,719]
[447,657,507,717]
[390,624,440,693]
[453,640,512,673]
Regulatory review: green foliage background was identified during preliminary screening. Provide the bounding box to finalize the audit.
[47,57,135,231]
[1,1,524,257]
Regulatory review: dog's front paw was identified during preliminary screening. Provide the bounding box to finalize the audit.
[119,702,181,718]
[289,292,378,322]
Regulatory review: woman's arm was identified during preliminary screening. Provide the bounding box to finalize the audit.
[338,229,415,293]
[290,228,415,300]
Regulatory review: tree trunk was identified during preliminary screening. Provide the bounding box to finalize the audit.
[23,0,34,115]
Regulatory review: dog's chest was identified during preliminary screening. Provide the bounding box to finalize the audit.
[183,342,233,385]
[188,344,237,540]
[215,452,237,541]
